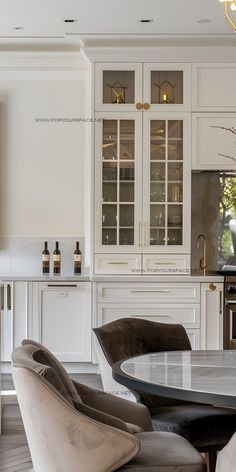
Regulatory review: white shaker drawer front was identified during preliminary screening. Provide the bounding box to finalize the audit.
[142,255,190,275]
[97,305,200,329]
[94,254,141,275]
[97,283,200,303]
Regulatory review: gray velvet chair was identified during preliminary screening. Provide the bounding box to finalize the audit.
[12,340,206,472]
[94,318,236,472]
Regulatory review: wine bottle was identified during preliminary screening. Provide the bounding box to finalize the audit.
[42,242,50,274]
[74,241,82,274]
[53,241,61,275]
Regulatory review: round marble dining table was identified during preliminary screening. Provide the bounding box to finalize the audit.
[112,350,236,407]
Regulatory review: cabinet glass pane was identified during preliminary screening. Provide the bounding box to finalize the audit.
[103,183,117,202]
[120,182,134,202]
[151,120,166,160]
[103,71,135,104]
[148,119,184,247]
[120,120,134,160]
[150,162,165,181]
[150,71,183,104]
[102,121,117,160]
[150,204,165,228]
[103,162,117,181]
[168,120,183,160]
[101,119,136,247]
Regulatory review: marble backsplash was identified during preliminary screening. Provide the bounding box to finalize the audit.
[0,237,87,276]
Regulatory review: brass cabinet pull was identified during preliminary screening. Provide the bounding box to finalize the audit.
[108,262,128,265]
[7,284,11,310]
[209,283,217,291]
[143,102,150,110]
[135,102,143,110]
[47,284,78,287]
[1,285,4,310]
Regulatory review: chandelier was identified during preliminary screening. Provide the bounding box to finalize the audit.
[219,0,236,31]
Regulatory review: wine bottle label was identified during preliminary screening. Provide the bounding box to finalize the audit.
[74,255,82,262]
[42,255,50,262]
[53,255,61,262]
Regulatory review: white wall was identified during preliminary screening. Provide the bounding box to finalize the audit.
[0,69,90,238]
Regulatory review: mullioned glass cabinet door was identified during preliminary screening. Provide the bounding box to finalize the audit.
[95,63,143,112]
[94,113,143,253]
[142,113,191,254]
[143,63,191,112]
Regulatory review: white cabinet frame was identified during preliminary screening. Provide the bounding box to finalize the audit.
[143,63,192,112]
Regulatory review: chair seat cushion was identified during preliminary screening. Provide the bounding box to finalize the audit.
[119,432,206,471]
[151,404,236,451]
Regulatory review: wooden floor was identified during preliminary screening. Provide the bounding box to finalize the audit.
[0,373,103,471]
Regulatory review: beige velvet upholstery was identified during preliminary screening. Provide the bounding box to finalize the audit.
[12,341,207,472]
[13,367,140,472]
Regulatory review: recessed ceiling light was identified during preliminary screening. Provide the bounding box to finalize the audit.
[197,18,212,24]
[139,19,154,23]
[14,26,24,30]
[64,19,78,23]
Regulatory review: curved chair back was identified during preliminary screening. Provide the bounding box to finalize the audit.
[94,318,191,410]
[12,344,139,472]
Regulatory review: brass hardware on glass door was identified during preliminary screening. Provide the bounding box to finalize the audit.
[143,103,150,110]
[135,102,150,110]
[135,103,143,110]
[209,283,216,291]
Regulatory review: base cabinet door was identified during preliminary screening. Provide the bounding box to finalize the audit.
[200,282,223,350]
[96,304,200,350]
[0,283,13,362]
[0,281,28,362]
[31,282,91,362]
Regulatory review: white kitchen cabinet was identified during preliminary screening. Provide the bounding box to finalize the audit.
[94,111,191,273]
[200,282,224,350]
[95,62,191,112]
[95,282,201,351]
[192,63,236,111]
[93,63,191,275]
[30,282,91,363]
[192,113,236,170]
[0,281,28,363]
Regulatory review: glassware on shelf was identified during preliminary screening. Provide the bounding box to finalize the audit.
[167,205,182,226]
[150,162,165,181]
[120,182,134,202]
[168,229,182,245]
[102,183,117,202]
[150,228,165,245]
[120,164,135,181]
[150,204,165,227]
[150,120,166,161]
[102,204,117,227]
[150,183,165,202]
[119,228,134,245]
[168,162,183,181]
[103,163,117,181]
[102,229,117,245]
[168,183,183,203]
[120,205,134,227]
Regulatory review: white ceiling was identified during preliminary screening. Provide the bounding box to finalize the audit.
[0,0,235,50]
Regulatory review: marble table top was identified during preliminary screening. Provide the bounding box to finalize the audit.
[113,350,236,407]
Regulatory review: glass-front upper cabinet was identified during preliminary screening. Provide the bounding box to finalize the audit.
[143,64,191,112]
[94,113,142,252]
[95,63,142,111]
[142,113,191,253]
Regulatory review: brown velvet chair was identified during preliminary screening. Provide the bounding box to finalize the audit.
[94,318,236,472]
[12,340,206,472]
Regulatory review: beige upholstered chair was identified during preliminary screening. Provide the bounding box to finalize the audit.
[12,340,207,472]
[216,432,236,472]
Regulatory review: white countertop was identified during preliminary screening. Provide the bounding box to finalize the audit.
[0,275,91,282]
[91,274,224,283]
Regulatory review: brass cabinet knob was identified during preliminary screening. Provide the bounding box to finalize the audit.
[135,103,143,110]
[143,102,150,110]
[209,283,217,291]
